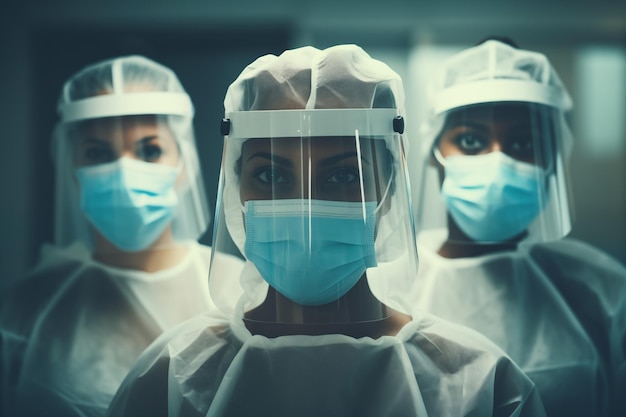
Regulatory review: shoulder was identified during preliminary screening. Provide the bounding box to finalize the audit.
[405,314,544,415]
[107,311,237,416]
[408,313,511,363]
[529,238,622,264]
[1,245,87,331]
[527,238,626,331]
[527,238,626,292]
[133,309,236,373]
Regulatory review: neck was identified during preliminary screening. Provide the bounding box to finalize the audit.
[244,275,411,338]
[438,215,522,259]
[92,229,189,272]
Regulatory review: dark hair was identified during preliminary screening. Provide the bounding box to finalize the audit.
[474,36,520,49]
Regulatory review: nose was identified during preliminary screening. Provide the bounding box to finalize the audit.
[290,161,323,200]
[298,167,314,200]
[490,139,504,153]
[119,150,136,160]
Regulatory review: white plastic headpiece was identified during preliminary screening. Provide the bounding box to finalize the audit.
[431,40,573,116]
[224,44,405,114]
[58,55,193,123]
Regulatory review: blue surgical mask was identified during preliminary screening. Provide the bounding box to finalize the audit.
[75,157,179,252]
[437,150,545,242]
[243,199,378,306]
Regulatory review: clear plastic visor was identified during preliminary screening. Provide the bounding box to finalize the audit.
[415,102,573,248]
[54,114,209,255]
[210,110,419,331]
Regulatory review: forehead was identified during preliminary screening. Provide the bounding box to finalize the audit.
[72,115,171,139]
[240,136,385,158]
[445,103,534,128]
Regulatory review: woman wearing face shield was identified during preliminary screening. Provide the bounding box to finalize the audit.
[0,56,241,417]
[106,45,545,417]
[410,38,626,417]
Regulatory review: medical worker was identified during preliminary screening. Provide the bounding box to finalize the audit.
[0,55,241,417]
[411,38,626,417]
[106,44,546,417]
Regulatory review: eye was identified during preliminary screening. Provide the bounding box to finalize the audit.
[82,146,115,165]
[454,133,488,154]
[255,167,289,185]
[138,144,163,162]
[510,138,533,153]
[319,167,370,201]
[326,168,359,184]
[507,136,535,161]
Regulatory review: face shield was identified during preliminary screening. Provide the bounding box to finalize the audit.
[53,56,210,253]
[209,45,419,326]
[415,40,574,246]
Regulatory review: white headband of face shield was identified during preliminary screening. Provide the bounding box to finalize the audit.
[59,92,194,123]
[433,79,571,117]
[223,108,403,139]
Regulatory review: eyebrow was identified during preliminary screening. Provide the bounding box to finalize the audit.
[245,151,371,168]
[136,135,159,145]
[80,137,111,146]
[445,120,490,132]
[319,151,370,167]
[246,152,294,168]
[80,135,160,146]
[508,122,533,131]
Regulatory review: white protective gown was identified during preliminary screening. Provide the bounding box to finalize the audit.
[105,304,547,417]
[412,229,626,417]
[0,242,242,417]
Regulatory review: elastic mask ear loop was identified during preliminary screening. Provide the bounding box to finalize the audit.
[169,158,185,195]
[432,147,447,167]
[173,156,184,176]
[374,165,394,214]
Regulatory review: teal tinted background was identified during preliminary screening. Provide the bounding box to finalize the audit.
[1,0,624,285]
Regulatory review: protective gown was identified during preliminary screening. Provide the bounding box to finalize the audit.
[0,243,242,417]
[106,45,547,417]
[413,231,626,417]
[105,304,546,417]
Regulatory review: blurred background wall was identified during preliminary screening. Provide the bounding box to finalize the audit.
[1,0,625,286]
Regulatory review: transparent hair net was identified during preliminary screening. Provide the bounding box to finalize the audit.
[53,55,210,251]
[415,40,574,244]
[209,45,419,320]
